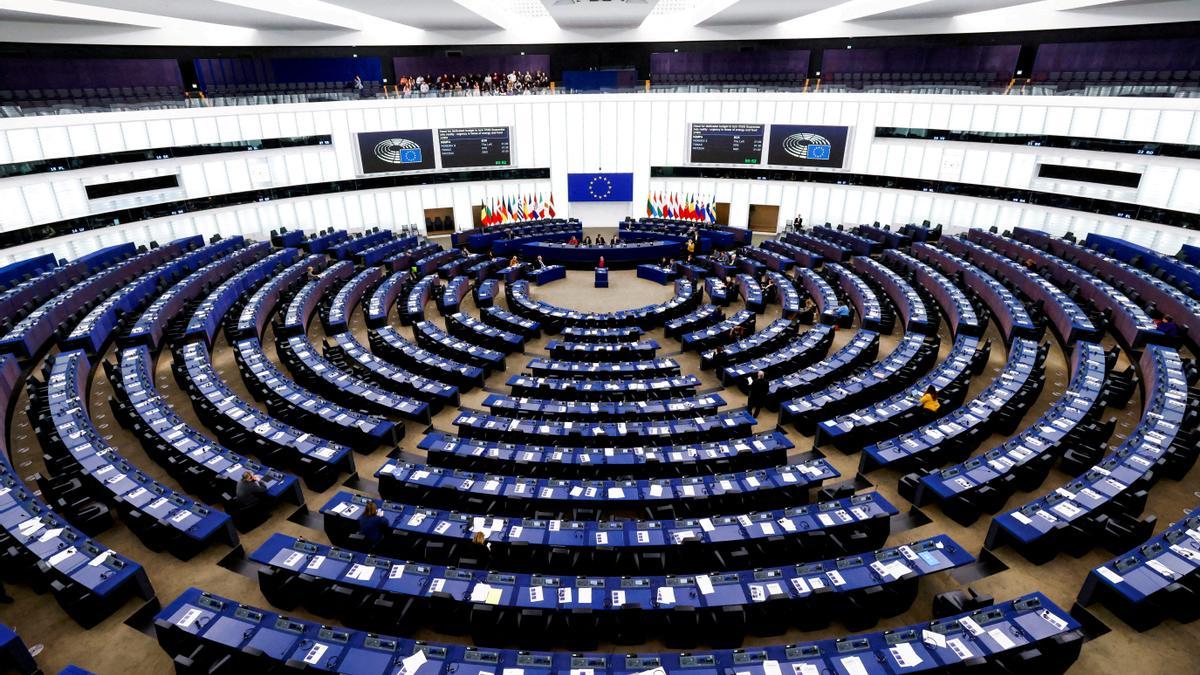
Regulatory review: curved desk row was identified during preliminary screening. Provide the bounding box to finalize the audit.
[912,244,1038,345]
[249,531,968,648]
[482,392,725,421]
[182,248,296,346]
[321,491,898,574]
[504,373,700,401]
[374,457,838,518]
[369,327,485,390]
[328,331,459,409]
[154,587,1082,674]
[507,278,699,332]
[234,253,327,341]
[883,249,982,338]
[828,263,888,333]
[365,270,408,328]
[278,260,354,337]
[419,429,792,479]
[451,409,756,447]
[323,266,384,334]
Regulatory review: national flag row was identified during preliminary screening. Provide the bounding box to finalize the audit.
[646,192,717,223]
[480,194,556,226]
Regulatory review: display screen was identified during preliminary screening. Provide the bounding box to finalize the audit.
[357,129,437,173]
[690,123,765,164]
[438,127,512,168]
[766,124,850,168]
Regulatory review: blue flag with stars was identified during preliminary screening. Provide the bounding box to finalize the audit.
[567,173,634,202]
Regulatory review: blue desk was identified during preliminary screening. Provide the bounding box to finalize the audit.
[321,491,899,574]
[376,457,837,517]
[414,320,505,373]
[986,344,1191,564]
[235,254,327,341]
[0,262,83,327]
[113,346,303,512]
[545,339,659,362]
[828,263,884,332]
[474,278,499,308]
[324,266,384,334]
[0,253,56,289]
[507,278,699,332]
[302,229,348,253]
[279,260,354,337]
[721,323,833,389]
[420,428,790,479]
[526,357,681,380]
[250,531,967,644]
[278,334,429,424]
[637,264,675,284]
[364,270,409,328]
[665,304,723,339]
[446,312,524,353]
[174,340,355,491]
[885,249,982,337]
[235,338,401,449]
[329,332,458,409]
[916,342,1108,526]
[680,309,755,352]
[38,350,236,560]
[735,274,764,313]
[817,334,984,450]
[794,267,848,325]
[595,267,609,288]
[482,392,724,421]
[0,624,37,674]
[154,586,1083,674]
[913,244,1039,344]
[524,241,685,269]
[560,325,640,343]
[506,372,700,402]
[1077,506,1200,630]
[369,327,485,390]
[852,256,935,334]
[181,247,295,346]
[783,332,940,434]
[861,338,1044,473]
[271,229,304,247]
[358,234,418,266]
[481,306,540,340]
[532,264,566,285]
[453,409,756,447]
[762,328,878,404]
[402,275,438,324]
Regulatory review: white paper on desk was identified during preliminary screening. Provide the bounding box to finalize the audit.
[839,655,869,675]
[817,513,834,527]
[794,665,819,675]
[176,608,202,628]
[890,642,923,668]
[390,564,405,579]
[695,574,715,595]
[958,616,984,636]
[48,546,76,566]
[611,590,626,606]
[306,555,325,570]
[399,649,427,675]
[922,629,946,648]
[38,528,64,543]
[656,586,675,605]
[470,583,493,603]
[578,587,593,604]
[649,484,663,497]
[89,550,115,567]
[302,643,328,665]
[282,551,304,568]
[761,660,783,675]
[987,628,1016,650]
[699,518,715,532]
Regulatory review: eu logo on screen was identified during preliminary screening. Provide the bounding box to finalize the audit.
[782,132,832,161]
[374,138,424,165]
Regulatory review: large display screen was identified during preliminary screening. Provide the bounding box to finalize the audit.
[357,129,437,174]
[690,123,765,164]
[766,124,850,168]
[438,127,512,169]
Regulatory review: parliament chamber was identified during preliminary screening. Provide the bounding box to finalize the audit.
[0,3,1200,674]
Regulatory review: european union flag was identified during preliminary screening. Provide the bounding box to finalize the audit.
[567,173,635,202]
[807,144,831,160]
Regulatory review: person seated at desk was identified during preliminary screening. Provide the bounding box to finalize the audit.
[509,255,520,268]
[762,276,777,303]
[799,297,817,324]
[596,234,607,246]
[358,501,389,549]
[611,234,621,245]
[686,238,696,256]
[583,235,593,247]
[747,370,769,417]
[728,252,738,266]
[535,255,548,270]
[235,471,268,510]
[660,257,672,268]
[568,236,579,247]
[1156,315,1181,338]
[306,266,319,282]
[918,385,941,420]
[728,323,746,342]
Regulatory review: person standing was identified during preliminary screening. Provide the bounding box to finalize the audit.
[747,370,769,417]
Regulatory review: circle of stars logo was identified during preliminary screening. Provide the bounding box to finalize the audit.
[587,175,613,200]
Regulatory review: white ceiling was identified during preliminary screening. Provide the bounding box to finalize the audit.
[0,0,1195,45]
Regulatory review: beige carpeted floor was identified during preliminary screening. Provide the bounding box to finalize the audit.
[2,250,1198,674]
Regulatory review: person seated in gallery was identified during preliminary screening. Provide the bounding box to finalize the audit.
[583,235,593,246]
[595,234,607,246]
[535,255,548,270]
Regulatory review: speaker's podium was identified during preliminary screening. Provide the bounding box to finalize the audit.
[594,267,609,288]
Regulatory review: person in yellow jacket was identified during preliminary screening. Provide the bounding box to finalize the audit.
[686,238,696,256]
[919,385,941,412]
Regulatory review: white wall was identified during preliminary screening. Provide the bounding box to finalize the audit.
[1,91,1198,262]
